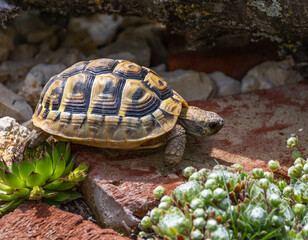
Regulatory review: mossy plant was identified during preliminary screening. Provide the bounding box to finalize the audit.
[0,142,88,213]
[140,135,308,240]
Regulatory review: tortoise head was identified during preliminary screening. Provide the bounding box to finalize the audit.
[178,106,224,137]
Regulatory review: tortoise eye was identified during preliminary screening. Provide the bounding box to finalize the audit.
[209,122,218,129]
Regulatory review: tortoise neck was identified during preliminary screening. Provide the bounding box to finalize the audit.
[178,106,199,135]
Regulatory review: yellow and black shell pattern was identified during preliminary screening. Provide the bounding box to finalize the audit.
[33,59,188,149]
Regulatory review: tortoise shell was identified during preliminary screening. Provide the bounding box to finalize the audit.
[32,59,188,149]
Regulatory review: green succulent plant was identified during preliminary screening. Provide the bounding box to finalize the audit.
[0,142,88,213]
[139,134,308,240]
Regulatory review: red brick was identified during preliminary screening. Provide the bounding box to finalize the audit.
[0,201,129,240]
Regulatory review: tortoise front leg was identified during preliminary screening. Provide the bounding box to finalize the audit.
[164,124,186,164]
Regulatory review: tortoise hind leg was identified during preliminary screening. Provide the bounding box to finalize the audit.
[164,124,186,165]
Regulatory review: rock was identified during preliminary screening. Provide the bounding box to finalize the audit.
[97,38,150,66]
[13,11,54,44]
[0,201,130,240]
[74,82,307,235]
[27,28,54,44]
[159,69,216,101]
[9,43,39,61]
[0,83,33,122]
[7,1,308,65]
[75,147,185,235]
[106,51,137,63]
[0,0,20,26]
[97,24,162,66]
[208,71,241,96]
[133,23,167,66]
[39,34,58,52]
[119,16,152,29]
[17,63,66,109]
[0,116,30,165]
[68,14,123,46]
[0,29,14,62]
[21,119,33,130]
[60,29,97,56]
[35,48,85,67]
[152,63,167,73]
[241,59,303,92]
[0,59,37,85]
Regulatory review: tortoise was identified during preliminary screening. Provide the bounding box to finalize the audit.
[32,58,224,164]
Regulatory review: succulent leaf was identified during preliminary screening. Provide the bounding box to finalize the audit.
[45,142,52,157]
[26,171,45,188]
[0,181,13,193]
[74,161,89,172]
[52,144,61,169]
[62,155,75,176]
[54,181,76,191]
[43,189,59,198]
[10,160,20,178]
[14,188,31,197]
[0,161,8,171]
[152,225,161,236]
[50,155,66,182]
[0,198,25,213]
[0,190,22,201]
[67,190,81,201]
[59,142,71,164]
[35,156,53,182]
[237,219,254,233]
[42,198,60,207]
[43,151,52,164]
[50,191,70,202]
[19,160,35,181]
[2,170,26,189]
[56,142,66,154]
[23,148,33,161]
[0,167,5,179]
[44,178,64,190]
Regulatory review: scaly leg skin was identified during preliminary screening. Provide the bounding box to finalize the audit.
[164,124,186,166]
